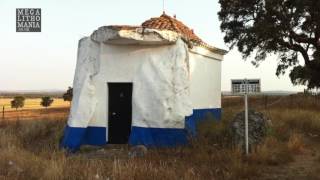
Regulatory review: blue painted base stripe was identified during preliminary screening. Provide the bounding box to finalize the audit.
[83,127,107,145]
[61,108,221,151]
[60,126,106,151]
[129,126,188,147]
[185,108,221,136]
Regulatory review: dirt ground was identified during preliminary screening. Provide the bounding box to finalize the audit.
[259,136,320,180]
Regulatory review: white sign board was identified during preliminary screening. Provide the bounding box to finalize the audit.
[231,79,261,94]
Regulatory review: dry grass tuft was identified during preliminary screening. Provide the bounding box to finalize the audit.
[287,132,305,154]
[247,137,294,166]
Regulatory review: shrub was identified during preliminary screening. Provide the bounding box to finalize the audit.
[40,96,54,109]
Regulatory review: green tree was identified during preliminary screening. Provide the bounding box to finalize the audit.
[11,96,25,111]
[218,0,320,89]
[40,96,54,109]
[63,87,73,105]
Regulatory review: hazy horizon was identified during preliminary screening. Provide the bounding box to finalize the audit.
[0,0,306,91]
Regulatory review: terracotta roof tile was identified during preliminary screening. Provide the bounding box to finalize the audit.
[102,14,227,55]
[141,13,202,43]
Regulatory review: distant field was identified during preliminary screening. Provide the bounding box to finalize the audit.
[0,98,69,111]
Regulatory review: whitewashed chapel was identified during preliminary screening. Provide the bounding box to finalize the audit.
[61,13,227,151]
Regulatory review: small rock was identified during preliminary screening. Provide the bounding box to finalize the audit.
[128,145,148,158]
[8,161,13,166]
[8,160,23,173]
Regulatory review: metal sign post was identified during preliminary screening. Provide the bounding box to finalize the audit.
[244,79,249,155]
[231,78,261,155]
[2,106,4,120]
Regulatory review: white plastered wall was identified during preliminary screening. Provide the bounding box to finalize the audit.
[88,39,192,130]
[188,47,223,109]
[89,44,147,127]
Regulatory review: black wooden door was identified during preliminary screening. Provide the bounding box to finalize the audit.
[108,83,133,144]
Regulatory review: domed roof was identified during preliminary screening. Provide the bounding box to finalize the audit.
[97,13,227,55]
[141,13,202,44]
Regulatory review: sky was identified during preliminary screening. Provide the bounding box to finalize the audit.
[0,0,306,92]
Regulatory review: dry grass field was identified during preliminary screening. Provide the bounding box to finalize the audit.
[0,95,320,179]
[0,98,69,112]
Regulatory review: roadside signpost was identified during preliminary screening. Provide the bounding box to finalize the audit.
[244,79,249,155]
[232,79,261,155]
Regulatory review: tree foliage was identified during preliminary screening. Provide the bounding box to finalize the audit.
[218,0,320,88]
[63,87,73,103]
[11,96,25,110]
[40,96,54,109]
